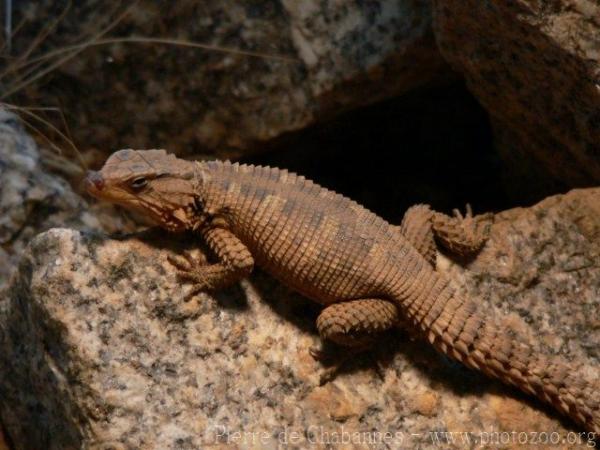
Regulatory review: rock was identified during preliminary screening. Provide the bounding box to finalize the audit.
[1,188,599,449]
[8,0,449,158]
[0,108,103,290]
[432,0,600,194]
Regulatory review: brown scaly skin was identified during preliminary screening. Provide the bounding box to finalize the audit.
[86,149,600,433]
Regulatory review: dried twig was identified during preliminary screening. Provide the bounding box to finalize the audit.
[2,102,86,170]
[2,3,134,99]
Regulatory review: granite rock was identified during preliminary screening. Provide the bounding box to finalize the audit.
[7,0,448,158]
[1,188,599,449]
[0,108,103,290]
[432,0,600,193]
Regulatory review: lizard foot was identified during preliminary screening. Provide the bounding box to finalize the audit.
[309,345,346,385]
[167,251,207,272]
[452,203,494,229]
[167,252,214,300]
[309,344,385,386]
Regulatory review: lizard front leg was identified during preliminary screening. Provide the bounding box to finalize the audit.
[169,223,254,299]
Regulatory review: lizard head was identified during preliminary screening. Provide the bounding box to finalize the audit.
[85,149,205,232]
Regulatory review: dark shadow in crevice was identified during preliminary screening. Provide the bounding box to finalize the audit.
[245,81,564,222]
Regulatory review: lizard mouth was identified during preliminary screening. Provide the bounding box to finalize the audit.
[85,171,105,197]
[84,170,189,232]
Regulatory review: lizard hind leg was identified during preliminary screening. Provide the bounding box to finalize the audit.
[311,298,400,384]
[398,204,437,267]
[316,298,399,346]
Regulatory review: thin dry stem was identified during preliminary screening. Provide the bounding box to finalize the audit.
[16,36,300,72]
[0,8,27,54]
[20,2,71,67]
[39,147,85,177]
[2,2,134,99]
[2,102,86,170]
[0,1,71,81]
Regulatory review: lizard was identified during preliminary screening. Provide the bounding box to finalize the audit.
[85,148,600,434]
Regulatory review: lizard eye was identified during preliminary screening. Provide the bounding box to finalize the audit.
[129,176,148,191]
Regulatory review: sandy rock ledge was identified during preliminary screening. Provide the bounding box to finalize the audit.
[0,189,599,449]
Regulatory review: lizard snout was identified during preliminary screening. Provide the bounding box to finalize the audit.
[85,171,105,195]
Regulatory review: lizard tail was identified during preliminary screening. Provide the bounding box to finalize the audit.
[400,275,600,433]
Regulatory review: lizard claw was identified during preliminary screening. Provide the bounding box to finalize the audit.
[167,254,192,272]
[309,344,358,385]
[167,251,215,297]
[370,355,387,381]
[310,343,387,385]
[176,268,215,292]
[465,203,473,218]
[452,204,493,240]
[318,366,342,386]
[309,345,327,362]
[167,251,206,272]
[309,345,343,384]
[452,203,473,220]
[182,284,206,302]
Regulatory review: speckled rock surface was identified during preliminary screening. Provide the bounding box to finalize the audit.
[0,108,102,290]
[8,0,448,158]
[1,189,599,449]
[432,0,600,192]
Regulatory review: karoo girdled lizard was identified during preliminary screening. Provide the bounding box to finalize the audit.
[85,149,599,433]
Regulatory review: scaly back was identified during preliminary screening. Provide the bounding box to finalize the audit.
[197,160,426,303]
